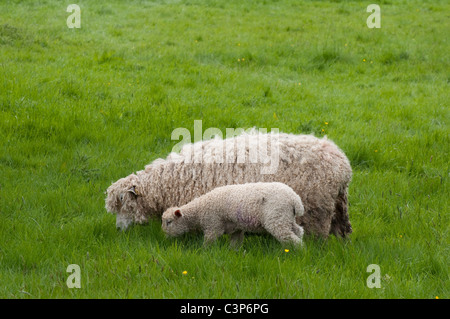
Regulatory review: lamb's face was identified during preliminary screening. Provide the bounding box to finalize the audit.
[162,208,188,237]
[105,174,142,230]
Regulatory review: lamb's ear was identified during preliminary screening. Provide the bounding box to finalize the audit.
[174,209,182,218]
[127,186,137,196]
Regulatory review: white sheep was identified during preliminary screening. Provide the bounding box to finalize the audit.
[162,182,305,247]
[105,130,352,238]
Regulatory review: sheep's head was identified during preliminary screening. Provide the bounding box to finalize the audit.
[162,207,189,237]
[105,174,146,230]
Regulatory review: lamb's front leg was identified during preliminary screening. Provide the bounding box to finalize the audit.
[229,230,244,248]
[203,226,224,247]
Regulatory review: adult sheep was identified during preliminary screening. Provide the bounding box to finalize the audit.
[105,130,352,238]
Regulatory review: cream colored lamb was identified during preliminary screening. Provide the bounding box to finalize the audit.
[161,182,305,247]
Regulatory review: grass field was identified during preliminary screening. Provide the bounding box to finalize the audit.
[0,0,448,299]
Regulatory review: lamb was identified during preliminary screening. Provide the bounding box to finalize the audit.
[105,130,352,238]
[162,182,305,247]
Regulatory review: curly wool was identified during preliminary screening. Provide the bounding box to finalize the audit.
[105,130,352,237]
[162,182,305,247]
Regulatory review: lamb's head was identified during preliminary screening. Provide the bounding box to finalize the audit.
[105,174,147,230]
[162,207,189,237]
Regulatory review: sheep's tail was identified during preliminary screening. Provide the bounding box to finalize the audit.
[330,187,352,238]
[293,196,305,218]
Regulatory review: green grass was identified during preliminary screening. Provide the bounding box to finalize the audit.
[0,0,448,298]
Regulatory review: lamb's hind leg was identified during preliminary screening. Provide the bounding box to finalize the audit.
[276,230,302,247]
[263,220,303,247]
[292,223,304,238]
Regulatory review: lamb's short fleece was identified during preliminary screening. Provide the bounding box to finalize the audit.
[162,182,305,247]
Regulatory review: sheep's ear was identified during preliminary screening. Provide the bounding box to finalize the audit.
[127,186,137,196]
[174,209,182,218]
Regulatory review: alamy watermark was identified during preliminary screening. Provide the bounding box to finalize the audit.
[66,4,379,30]
[66,3,380,29]
[366,264,381,288]
[367,4,381,28]
[66,264,81,288]
[171,120,280,174]
[67,4,81,29]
